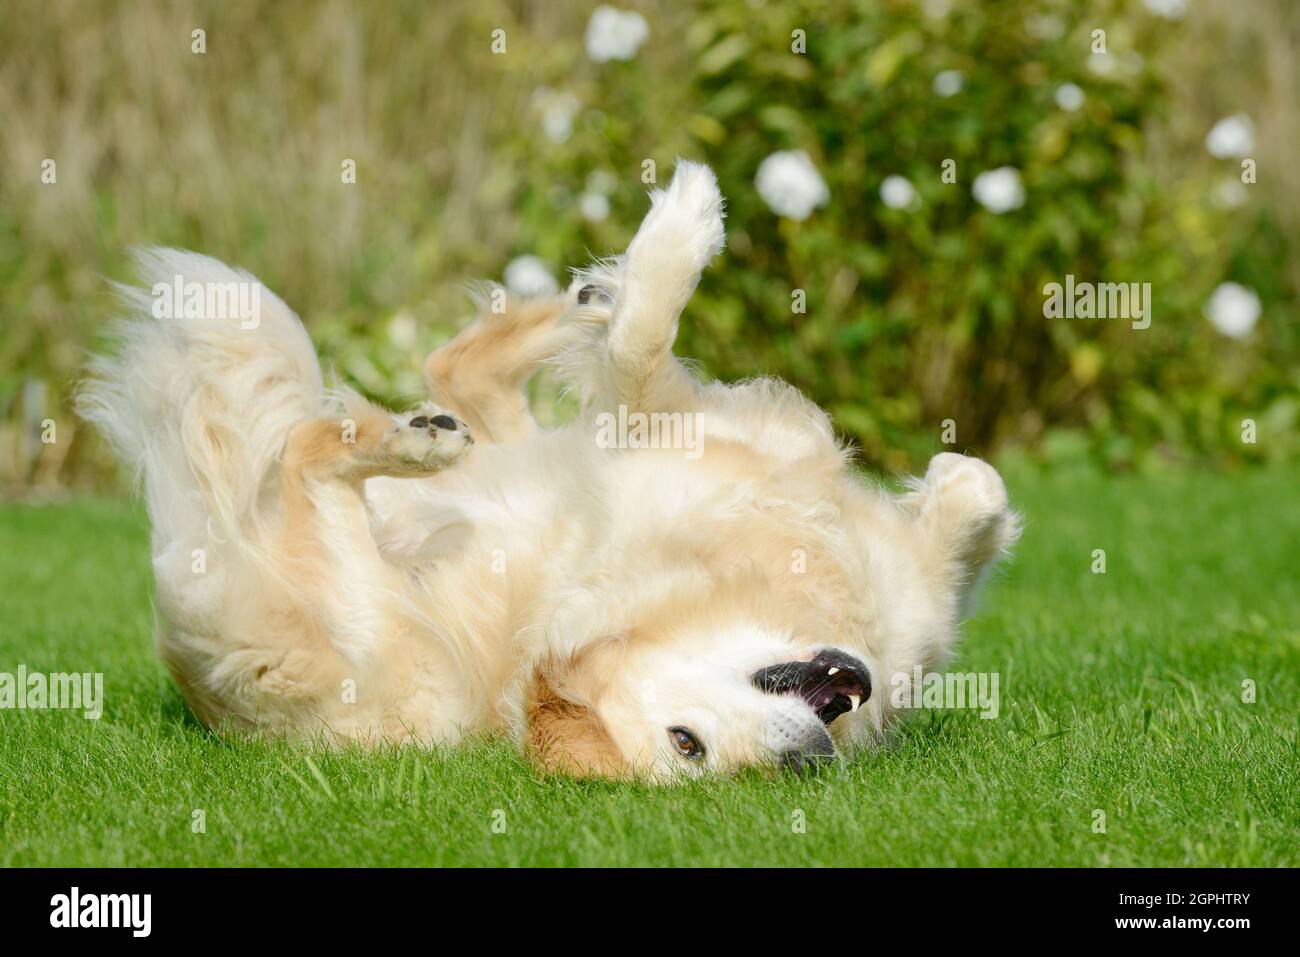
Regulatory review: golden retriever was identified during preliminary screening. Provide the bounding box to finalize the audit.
[79,160,1018,779]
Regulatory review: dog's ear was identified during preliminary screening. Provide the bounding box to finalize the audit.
[524,664,626,778]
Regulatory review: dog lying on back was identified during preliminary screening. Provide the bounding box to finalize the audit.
[80,161,1018,779]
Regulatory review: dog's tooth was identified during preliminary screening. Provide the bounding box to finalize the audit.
[849,693,861,713]
[827,667,840,676]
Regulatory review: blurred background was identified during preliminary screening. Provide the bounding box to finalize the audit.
[1,0,1296,497]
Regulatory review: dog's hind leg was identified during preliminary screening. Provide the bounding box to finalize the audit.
[424,294,576,444]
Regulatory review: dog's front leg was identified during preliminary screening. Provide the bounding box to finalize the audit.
[904,453,1021,615]
[277,397,473,665]
[603,159,726,411]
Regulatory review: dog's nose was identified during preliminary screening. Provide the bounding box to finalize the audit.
[430,414,458,431]
[779,729,836,774]
[780,746,835,774]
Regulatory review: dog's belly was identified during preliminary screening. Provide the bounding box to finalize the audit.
[365,417,781,570]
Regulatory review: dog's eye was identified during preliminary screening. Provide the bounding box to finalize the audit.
[668,726,704,760]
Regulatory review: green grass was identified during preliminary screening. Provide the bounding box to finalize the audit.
[1,466,1297,867]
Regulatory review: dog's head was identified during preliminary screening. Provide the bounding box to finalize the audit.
[524,593,876,781]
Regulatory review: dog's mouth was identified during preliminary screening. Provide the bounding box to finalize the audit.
[749,649,872,725]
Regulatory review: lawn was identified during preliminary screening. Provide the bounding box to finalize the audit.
[1,466,1296,867]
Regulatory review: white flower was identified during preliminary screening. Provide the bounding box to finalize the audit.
[585,6,649,63]
[1026,14,1066,40]
[1204,282,1261,339]
[586,169,619,194]
[932,70,964,97]
[1055,83,1085,112]
[1206,114,1254,159]
[755,150,829,221]
[387,312,418,350]
[578,191,610,222]
[1087,52,1116,77]
[972,167,1025,214]
[1212,178,1249,209]
[504,256,559,297]
[880,175,918,210]
[533,87,580,143]
[1143,0,1187,19]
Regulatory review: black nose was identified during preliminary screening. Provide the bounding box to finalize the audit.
[430,414,458,430]
[778,723,836,774]
[780,738,836,775]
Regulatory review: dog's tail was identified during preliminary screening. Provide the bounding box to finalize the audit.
[78,248,325,629]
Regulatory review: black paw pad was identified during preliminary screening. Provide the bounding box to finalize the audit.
[577,284,610,305]
[431,414,458,431]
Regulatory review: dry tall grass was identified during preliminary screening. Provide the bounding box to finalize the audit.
[1,0,614,491]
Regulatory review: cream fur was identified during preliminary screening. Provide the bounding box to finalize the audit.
[79,160,1019,780]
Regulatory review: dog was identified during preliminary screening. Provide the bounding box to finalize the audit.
[79,160,1019,779]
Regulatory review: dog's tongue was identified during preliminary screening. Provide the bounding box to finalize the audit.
[750,650,871,725]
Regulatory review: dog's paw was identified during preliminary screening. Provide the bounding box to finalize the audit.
[629,159,726,277]
[915,453,1019,571]
[382,404,473,472]
[576,282,614,307]
[566,264,619,322]
[923,453,1008,519]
